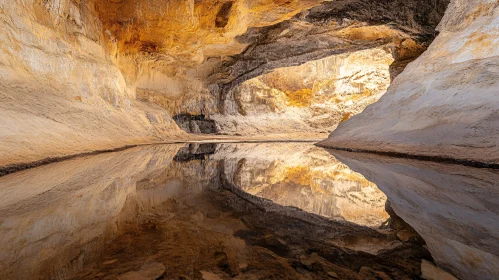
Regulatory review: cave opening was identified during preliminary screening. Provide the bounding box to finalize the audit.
[163,0,450,139]
[173,44,425,138]
[210,47,400,137]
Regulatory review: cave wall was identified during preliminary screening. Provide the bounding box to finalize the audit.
[320,0,499,165]
[0,0,332,167]
[213,47,395,136]
[0,0,324,167]
[205,0,448,137]
[92,0,326,118]
[212,0,449,89]
[0,0,452,167]
[88,0,443,123]
[0,0,181,167]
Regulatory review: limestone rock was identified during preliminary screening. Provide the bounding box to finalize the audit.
[320,0,499,165]
[421,260,457,280]
[214,47,394,135]
[0,0,183,168]
[0,0,450,167]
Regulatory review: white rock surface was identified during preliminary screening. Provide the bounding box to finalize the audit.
[320,0,499,164]
[214,48,394,136]
[0,0,182,167]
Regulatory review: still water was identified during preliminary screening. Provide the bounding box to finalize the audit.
[0,143,497,280]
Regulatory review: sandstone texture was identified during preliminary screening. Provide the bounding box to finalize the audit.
[214,48,394,135]
[320,0,499,165]
[0,0,448,167]
[0,1,183,167]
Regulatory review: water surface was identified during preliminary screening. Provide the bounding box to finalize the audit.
[0,143,497,279]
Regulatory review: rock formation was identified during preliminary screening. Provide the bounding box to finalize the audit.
[0,0,449,167]
[0,1,183,168]
[320,0,499,165]
[1,1,498,279]
[210,143,389,227]
[213,47,395,135]
[330,150,499,280]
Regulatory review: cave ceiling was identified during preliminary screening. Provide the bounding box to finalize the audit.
[91,0,449,87]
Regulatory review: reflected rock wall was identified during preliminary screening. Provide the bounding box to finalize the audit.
[210,143,389,227]
[0,143,391,279]
[331,150,499,280]
[0,145,182,279]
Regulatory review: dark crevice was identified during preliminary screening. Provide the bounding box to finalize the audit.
[173,114,219,134]
[173,143,217,162]
[215,2,234,28]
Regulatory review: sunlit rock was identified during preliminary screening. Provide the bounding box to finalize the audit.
[0,0,448,166]
[0,0,183,167]
[320,0,499,165]
[213,48,394,135]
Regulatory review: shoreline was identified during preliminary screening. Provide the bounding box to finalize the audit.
[0,137,322,178]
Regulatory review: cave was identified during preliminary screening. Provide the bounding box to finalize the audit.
[173,114,219,134]
[0,1,498,279]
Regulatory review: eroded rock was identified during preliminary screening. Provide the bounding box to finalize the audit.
[213,47,395,135]
[330,149,499,279]
[320,0,499,165]
[0,0,450,167]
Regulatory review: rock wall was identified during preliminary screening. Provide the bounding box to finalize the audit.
[0,0,450,167]
[0,0,330,167]
[88,0,443,135]
[93,0,326,118]
[320,0,499,165]
[213,48,395,135]
[0,0,181,167]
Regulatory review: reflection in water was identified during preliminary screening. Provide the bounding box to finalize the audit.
[0,143,496,279]
[330,150,499,280]
[208,143,388,227]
